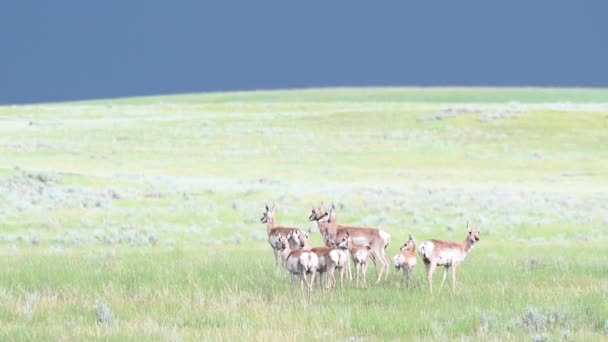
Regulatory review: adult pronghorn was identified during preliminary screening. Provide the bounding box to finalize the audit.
[393,235,417,288]
[308,205,330,237]
[311,204,391,283]
[418,222,480,293]
[261,204,309,270]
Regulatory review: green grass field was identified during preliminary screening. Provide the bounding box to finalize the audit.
[1,87,607,340]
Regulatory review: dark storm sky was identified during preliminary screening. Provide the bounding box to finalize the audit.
[1,1,607,104]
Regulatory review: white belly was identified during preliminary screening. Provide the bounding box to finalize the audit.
[437,249,464,266]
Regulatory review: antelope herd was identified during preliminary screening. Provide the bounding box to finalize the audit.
[262,203,481,302]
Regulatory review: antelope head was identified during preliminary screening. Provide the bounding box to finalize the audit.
[260,204,276,224]
[280,232,291,251]
[308,205,328,222]
[466,221,481,244]
[335,232,350,249]
[295,229,309,248]
[324,231,337,248]
[400,235,416,251]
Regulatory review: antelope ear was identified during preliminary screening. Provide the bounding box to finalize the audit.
[346,232,350,237]
[265,204,269,211]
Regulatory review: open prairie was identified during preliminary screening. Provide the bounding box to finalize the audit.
[1,88,607,340]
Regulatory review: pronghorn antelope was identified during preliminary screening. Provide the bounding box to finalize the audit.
[261,204,309,270]
[323,231,353,281]
[278,232,319,303]
[309,246,333,289]
[393,235,417,288]
[310,239,349,290]
[418,222,480,293]
[336,233,372,288]
[310,206,355,281]
[324,204,391,283]
[325,247,349,289]
[309,205,330,237]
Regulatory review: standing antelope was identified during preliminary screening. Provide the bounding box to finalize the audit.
[309,205,330,236]
[323,204,391,283]
[393,235,417,288]
[278,232,319,303]
[310,206,354,281]
[261,204,309,270]
[310,237,348,290]
[336,233,372,288]
[325,247,349,289]
[309,246,333,289]
[418,222,481,293]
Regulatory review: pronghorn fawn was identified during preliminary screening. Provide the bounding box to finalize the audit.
[418,222,480,293]
[308,245,333,289]
[278,232,319,303]
[336,232,372,288]
[393,235,417,288]
[325,204,391,283]
[308,234,348,290]
[261,204,309,270]
[325,244,349,290]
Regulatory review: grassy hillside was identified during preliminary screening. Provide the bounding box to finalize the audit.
[0,88,607,340]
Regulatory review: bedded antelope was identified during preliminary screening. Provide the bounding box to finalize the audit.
[393,235,417,288]
[418,222,480,293]
[261,204,309,270]
[278,232,319,303]
[324,204,391,283]
[336,233,372,288]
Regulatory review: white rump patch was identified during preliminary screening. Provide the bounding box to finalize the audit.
[329,249,348,267]
[418,241,435,260]
[299,252,319,272]
[379,230,390,247]
[393,254,405,267]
